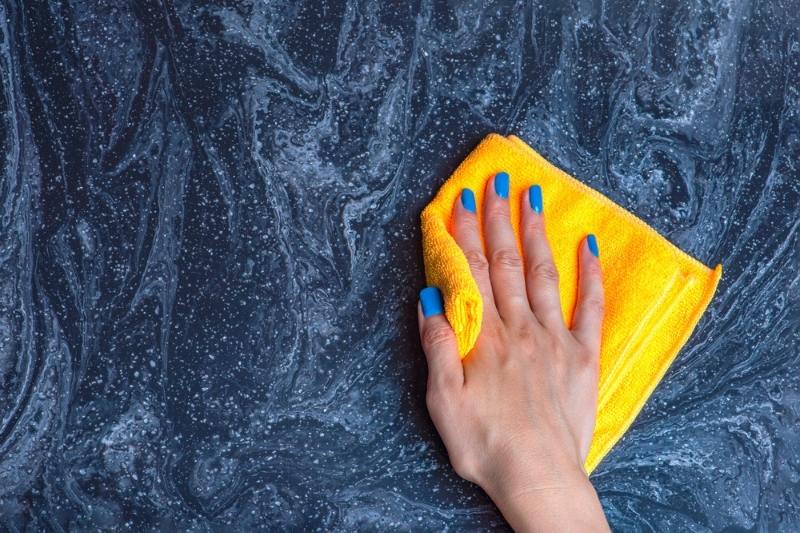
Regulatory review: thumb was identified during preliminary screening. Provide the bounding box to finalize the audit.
[418,287,464,392]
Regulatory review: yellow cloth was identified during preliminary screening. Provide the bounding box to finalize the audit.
[421,133,722,473]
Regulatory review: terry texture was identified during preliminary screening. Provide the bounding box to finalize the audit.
[420,133,722,473]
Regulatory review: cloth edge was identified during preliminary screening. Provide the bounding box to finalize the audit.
[584,263,723,473]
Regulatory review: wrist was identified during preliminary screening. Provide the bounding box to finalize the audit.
[492,479,608,533]
[476,431,588,500]
[481,453,589,508]
[475,435,608,532]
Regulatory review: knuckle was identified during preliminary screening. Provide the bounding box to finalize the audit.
[585,260,603,279]
[529,260,560,284]
[485,206,509,224]
[449,452,478,482]
[583,296,605,316]
[526,212,546,234]
[463,249,489,273]
[461,211,481,231]
[422,323,455,351]
[575,346,600,375]
[427,380,462,410]
[487,326,510,351]
[425,386,447,412]
[545,336,563,360]
[516,320,538,344]
[541,335,568,367]
[425,389,438,411]
[490,248,523,270]
[427,369,460,393]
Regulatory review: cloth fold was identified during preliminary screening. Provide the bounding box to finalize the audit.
[421,133,722,473]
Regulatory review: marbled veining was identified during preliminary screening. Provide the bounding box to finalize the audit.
[1,0,798,530]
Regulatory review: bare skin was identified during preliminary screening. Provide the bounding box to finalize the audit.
[418,174,610,532]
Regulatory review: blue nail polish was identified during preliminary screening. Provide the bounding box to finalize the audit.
[420,287,444,317]
[529,185,543,214]
[587,234,599,257]
[494,171,510,199]
[461,188,476,213]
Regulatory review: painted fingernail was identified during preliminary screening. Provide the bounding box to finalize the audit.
[587,234,599,257]
[420,287,444,317]
[461,188,476,213]
[529,184,543,214]
[494,171,510,199]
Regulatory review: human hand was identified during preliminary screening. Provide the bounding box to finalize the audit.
[418,172,609,532]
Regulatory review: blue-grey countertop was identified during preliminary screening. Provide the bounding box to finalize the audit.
[1,0,798,530]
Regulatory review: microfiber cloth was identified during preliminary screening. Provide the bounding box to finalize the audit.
[421,133,722,473]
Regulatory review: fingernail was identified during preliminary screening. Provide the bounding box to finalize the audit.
[461,188,476,213]
[494,171,510,199]
[420,287,444,317]
[587,234,599,257]
[529,184,543,214]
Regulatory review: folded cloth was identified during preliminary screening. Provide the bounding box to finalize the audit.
[421,133,722,473]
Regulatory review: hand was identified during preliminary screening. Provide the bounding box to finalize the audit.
[418,172,609,532]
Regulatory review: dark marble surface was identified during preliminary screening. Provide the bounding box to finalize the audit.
[1,0,798,530]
